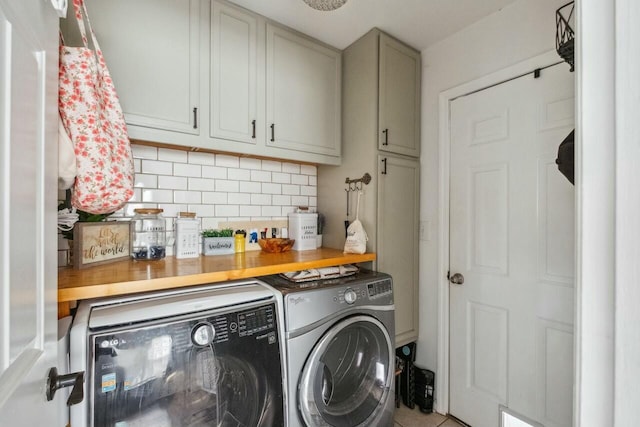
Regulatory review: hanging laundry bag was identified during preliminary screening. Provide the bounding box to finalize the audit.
[344,190,368,254]
[58,0,134,214]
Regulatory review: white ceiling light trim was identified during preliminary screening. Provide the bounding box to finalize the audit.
[303,0,347,11]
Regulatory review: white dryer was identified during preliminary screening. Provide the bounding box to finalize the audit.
[261,270,395,427]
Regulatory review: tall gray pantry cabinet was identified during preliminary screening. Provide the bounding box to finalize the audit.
[318,29,421,346]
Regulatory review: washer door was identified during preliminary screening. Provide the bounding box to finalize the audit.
[299,315,393,427]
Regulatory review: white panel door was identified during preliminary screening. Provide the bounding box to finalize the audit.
[449,64,574,427]
[210,1,259,145]
[0,0,60,424]
[266,23,341,157]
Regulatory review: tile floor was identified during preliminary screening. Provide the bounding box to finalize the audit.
[394,404,466,427]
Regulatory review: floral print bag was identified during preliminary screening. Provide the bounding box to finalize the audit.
[59,0,134,214]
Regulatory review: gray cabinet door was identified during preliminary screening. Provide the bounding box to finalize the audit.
[266,23,341,158]
[85,0,202,134]
[377,154,420,345]
[378,34,421,157]
[211,1,260,145]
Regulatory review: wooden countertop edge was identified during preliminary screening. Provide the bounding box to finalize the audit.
[58,250,376,302]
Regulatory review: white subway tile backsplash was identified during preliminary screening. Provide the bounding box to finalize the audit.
[132,144,158,160]
[158,148,188,163]
[291,174,308,186]
[282,162,300,174]
[240,157,261,170]
[134,174,158,188]
[282,185,300,195]
[251,170,271,183]
[216,154,240,168]
[261,160,282,172]
[143,189,173,203]
[309,196,317,208]
[174,163,201,177]
[216,204,239,217]
[300,164,317,175]
[120,145,318,234]
[272,195,291,206]
[262,183,282,194]
[240,181,261,193]
[228,168,250,181]
[228,193,251,205]
[202,192,228,204]
[272,172,291,184]
[301,185,316,197]
[159,176,188,190]
[202,166,227,179]
[174,191,201,204]
[291,195,309,206]
[240,205,261,217]
[261,206,281,217]
[142,159,173,175]
[188,177,216,192]
[188,151,216,165]
[251,194,271,205]
[215,180,240,192]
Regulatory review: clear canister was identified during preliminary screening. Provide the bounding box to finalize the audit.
[130,208,166,260]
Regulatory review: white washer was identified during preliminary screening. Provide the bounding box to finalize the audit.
[260,270,395,427]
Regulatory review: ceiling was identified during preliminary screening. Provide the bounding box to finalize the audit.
[227,0,519,51]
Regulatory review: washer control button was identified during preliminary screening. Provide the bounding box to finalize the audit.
[344,288,357,304]
[192,322,215,346]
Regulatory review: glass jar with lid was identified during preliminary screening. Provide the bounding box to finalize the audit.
[130,208,166,260]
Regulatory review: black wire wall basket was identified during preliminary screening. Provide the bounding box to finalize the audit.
[556,1,575,71]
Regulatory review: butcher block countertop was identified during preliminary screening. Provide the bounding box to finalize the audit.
[58,248,375,309]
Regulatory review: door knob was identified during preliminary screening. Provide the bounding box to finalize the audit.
[449,273,464,285]
[46,367,85,406]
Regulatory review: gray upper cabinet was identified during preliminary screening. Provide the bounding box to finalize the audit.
[81,0,204,135]
[210,1,260,145]
[73,0,341,165]
[378,34,421,157]
[266,23,342,158]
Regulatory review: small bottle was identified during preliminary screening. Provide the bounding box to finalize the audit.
[234,230,246,253]
[130,208,166,260]
[175,212,200,259]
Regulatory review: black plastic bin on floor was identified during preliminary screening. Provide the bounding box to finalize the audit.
[413,365,434,413]
[395,343,417,408]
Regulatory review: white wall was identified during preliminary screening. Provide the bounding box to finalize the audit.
[416,0,567,372]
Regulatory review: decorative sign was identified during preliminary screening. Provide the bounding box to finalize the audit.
[73,222,130,269]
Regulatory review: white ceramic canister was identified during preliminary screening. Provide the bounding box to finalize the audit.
[174,212,200,259]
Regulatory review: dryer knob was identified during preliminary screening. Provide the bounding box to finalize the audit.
[344,289,357,304]
[192,322,215,346]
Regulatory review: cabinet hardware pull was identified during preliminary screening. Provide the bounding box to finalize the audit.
[252,120,256,139]
[193,107,198,129]
[381,158,387,175]
[270,123,275,142]
[382,128,389,145]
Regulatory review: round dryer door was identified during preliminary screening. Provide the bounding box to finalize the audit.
[299,315,393,427]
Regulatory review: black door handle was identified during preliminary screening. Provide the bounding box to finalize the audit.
[252,120,256,139]
[46,367,85,406]
[193,107,198,129]
[270,123,275,142]
[382,128,389,145]
[381,158,387,175]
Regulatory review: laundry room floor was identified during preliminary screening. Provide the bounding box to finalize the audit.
[394,405,466,427]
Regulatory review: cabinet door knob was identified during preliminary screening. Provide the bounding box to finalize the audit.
[382,128,389,145]
[193,107,198,129]
[381,158,387,175]
[252,120,256,139]
[270,123,275,142]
